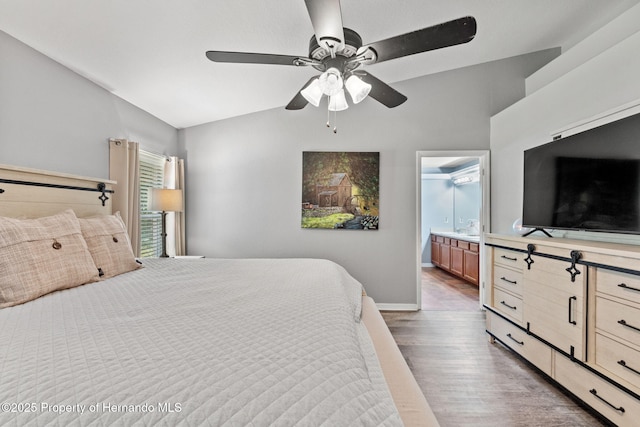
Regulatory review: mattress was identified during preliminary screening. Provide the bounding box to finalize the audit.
[0,258,403,426]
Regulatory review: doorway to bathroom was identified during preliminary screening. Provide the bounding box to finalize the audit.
[416,150,490,310]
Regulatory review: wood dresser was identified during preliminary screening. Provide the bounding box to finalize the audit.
[484,233,640,426]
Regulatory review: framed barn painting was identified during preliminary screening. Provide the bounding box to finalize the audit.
[302,151,379,230]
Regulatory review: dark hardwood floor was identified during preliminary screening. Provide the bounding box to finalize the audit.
[381,267,608,427]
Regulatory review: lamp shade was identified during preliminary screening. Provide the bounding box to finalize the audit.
[345,74,371,104]
[149,188,183,212]
[328,89,349,111]
[300,78,323,107]
[318,67,343,96]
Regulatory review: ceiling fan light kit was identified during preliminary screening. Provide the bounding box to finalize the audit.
[344,74,371,104]
[328,89,348,112]
[206,0,477,131]
[318,67,343,96]
[300,68,370,108]
[300,79,323,107]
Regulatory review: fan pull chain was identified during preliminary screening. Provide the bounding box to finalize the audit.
[327,102,330,129]
[325,102,338,134]
[333,109,337,134]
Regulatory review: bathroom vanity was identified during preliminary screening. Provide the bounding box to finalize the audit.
[430,232,480,285]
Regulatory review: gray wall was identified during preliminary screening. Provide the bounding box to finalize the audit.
[0,30,178,179]
[180,49,559,306]
[490,5,640,244]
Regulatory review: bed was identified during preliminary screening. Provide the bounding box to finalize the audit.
[0,164,438,426]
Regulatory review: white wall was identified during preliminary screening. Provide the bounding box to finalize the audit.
[0,30,178,179]
[490,5,640,238]
[180,49,558,306]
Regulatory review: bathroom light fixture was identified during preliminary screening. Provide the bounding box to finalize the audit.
[453,176,473,185]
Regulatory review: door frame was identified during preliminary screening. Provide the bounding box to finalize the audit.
[416,150,491,309]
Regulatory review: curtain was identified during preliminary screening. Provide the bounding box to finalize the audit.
[165,157,186,256]
[109,138,141,256]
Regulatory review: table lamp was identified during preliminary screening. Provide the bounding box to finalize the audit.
[149,188,183,257]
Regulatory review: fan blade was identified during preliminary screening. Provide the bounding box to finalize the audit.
[304,0,345,52]
[206,51,308,66]
[285,77,318,110]
[354,71,407,108]
[362,16,476,64]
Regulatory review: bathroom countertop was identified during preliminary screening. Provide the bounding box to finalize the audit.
[430,231,480,243]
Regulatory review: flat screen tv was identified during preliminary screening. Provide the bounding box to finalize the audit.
[523,112,640,235]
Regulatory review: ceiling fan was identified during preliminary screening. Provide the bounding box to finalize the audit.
[206,0,476,125]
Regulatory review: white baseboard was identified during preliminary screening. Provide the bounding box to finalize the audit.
[376,303,419,311]
[422,263,434,268]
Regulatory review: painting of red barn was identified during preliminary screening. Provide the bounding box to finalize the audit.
[302,151,379,230]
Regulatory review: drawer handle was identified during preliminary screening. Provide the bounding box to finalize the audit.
[589,389,625,413]
[500,301,517,310]
[500,276,517,285]
[506,333,524,346]
[617,360,640,377]
[618,283,640,293]
[617,319,640,333]
[500,255,517,261]
[568,296,577,325]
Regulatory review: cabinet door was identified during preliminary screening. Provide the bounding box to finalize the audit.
[451,246,464,276]
[523,256,586,360]
[463,249,480,285]
[440,242,451,270]
[430,240,440,266]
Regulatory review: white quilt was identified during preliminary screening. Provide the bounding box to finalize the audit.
[0,258,402,426]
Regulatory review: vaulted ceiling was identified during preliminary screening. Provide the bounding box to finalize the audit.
[1,0,638,128]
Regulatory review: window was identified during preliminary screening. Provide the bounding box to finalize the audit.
[139,150,166,258]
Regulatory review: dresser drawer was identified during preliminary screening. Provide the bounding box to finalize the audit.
[487,311,551,375]
[493,265,523,296]
[555,354,639,427]
[494,248,524,271]
[597,269,640,305]
[596,333,640,388]
[596,297,640,347]
[493,287,523,324]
